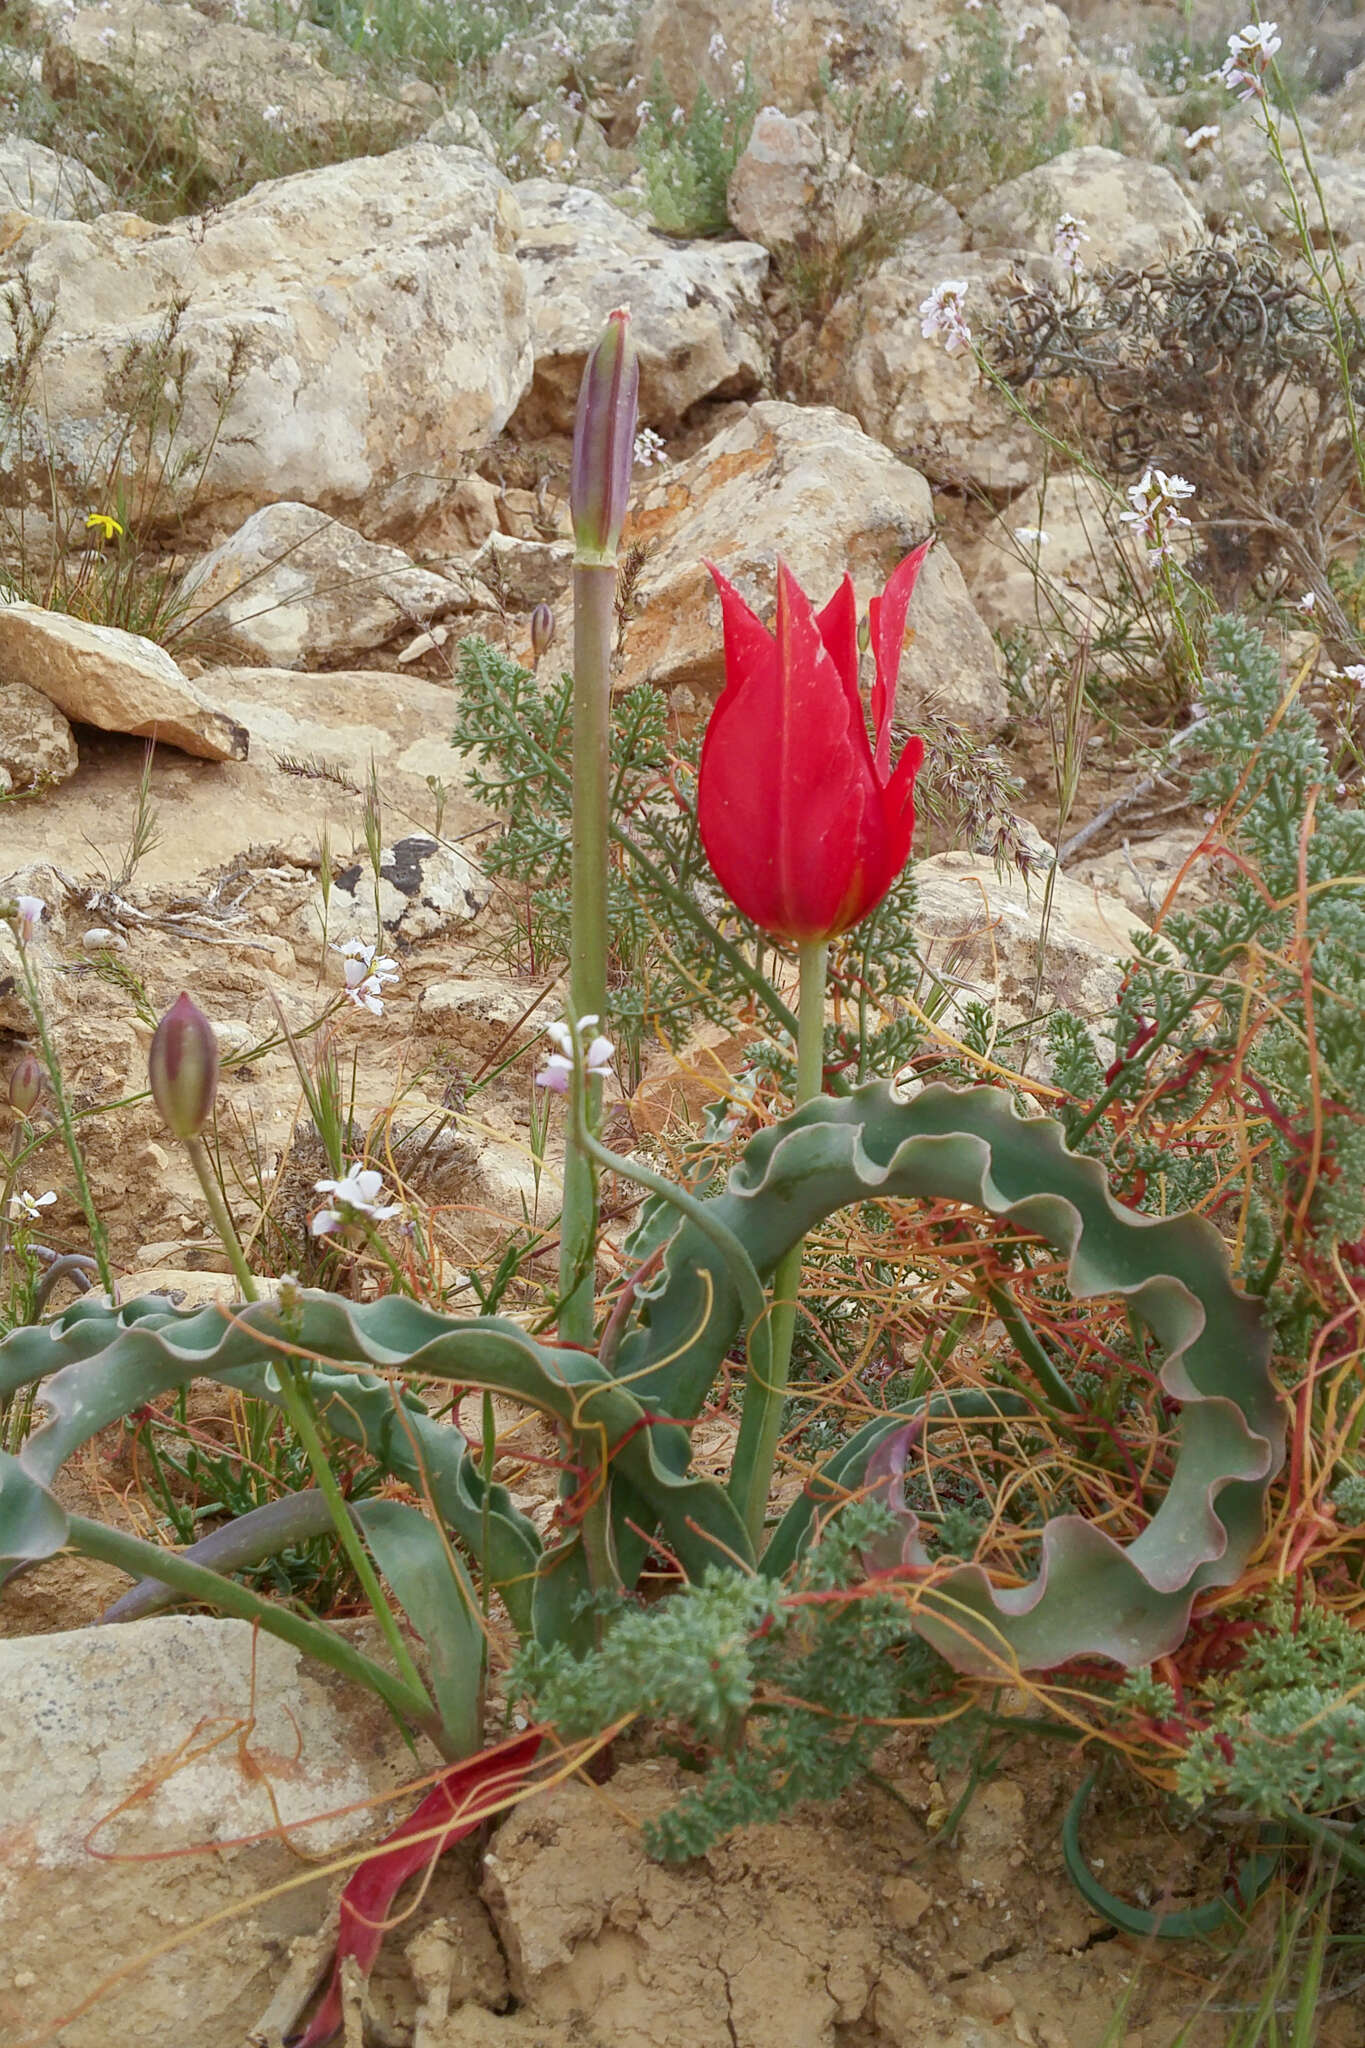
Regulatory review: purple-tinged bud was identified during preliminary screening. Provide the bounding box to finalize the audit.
[570,307,639,567]
[530,602,555,662]
[149,992,219,1140]
[7,1055,42,1118]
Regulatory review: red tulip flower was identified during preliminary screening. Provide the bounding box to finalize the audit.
[698,545,930,945]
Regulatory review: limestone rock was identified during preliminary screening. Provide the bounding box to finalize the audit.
[634,0,1094,130]
[727,105,830,247]
[727,106,962,255]
[419,975,555,1058]
[42,0,414,184]
[0,1616,429,2048]
[319,834,493,949]
[799,251,1042,495]
[425,103,500,161]
[623,401,1007,732]
[967,147,1204,270]
[0,674,78,793]
[469,532,573,611]
[1093,65,1173,160]
[510,180,770,433]
[1,146,532,539]
[1071,829,1214,918]
[965,470,1133,638]
[0,602,247,760]
[177,502,477,669]
[913,850,1150,1060]
[0,135,110,219]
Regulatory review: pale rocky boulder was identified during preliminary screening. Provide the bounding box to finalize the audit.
[0,1616,430,2048]
[1072,829,1215,918]
[967,147,1203,270]
[727,106,963,253]
[0,135,110,219]
[634,0,1096,130]
[799,252,1042,495]
[622,401,1008,733]
[0,146,532,538]
[42,0,414,183]
[420,975,556,1058]
[914,849,1149,1061]
[0,602,247,760]
[313,834,493,949]
[1093,64,1172,160]
[0,674,78,793]
[509,180,770,433]
[965,470,1132,637]
[177,501,482,669]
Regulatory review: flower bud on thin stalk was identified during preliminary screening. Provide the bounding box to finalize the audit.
[143,994,433,1718]
[7,1056,43,1119]
[559,309,640,1352]
[530,602,555,664]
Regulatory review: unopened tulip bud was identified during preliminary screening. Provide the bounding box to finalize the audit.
[570,308,639,567]
[149,992,219,1140]
[7,1055,42,1117]
[530,602,555,661]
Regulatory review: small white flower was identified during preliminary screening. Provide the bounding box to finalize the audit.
[1338,663,1365,687]
[1216,21,1281,100]
[1014,525,1052,547]
[1184,123,1221,150]
[1296,591,1317,612]
[12,894,43,944]
[919,279,973,357]
[1066,86,1088,116]
[633,425,668,468]
[334,940,400,1016]
[260,104,284,125]
[311,1164,402,1237]
[536,1016,615,1094]
[1053,212,1090,272]
[9,1188,56,1223]
[707,29,727,60]
[1119,468,1196,563]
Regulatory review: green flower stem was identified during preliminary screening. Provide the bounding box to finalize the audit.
[732,939,828,1550]
[68,1513,439,1741]
[558,560,616,1347]
[185,1135,259,1305]
[183,1135,433,1714]
[563,1026,771,1594]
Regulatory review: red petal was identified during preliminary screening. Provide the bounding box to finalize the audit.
[868,541,931,777]
[815,572,860,713]
[700,561,884,942]
[870,733,925,904]
[291,1731,543,2047]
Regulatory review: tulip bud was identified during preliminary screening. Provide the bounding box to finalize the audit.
[7,1055,42,1117]
[149,992,219,1140]
[570,307,639,566]
[530,602,555,662]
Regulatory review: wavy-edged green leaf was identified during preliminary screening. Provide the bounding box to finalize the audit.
[612,1081,1282,1672]
[353,1499,483,1758]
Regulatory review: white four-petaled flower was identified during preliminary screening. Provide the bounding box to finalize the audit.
[333,939,400,1015]
[1054,212,1090,273]
[919,279,973,357]
[311,1165,402,1237]
[1119,468,1197,564]
[535,1016,615,1094]
[9,1188,56,1223]
[1216,21,1281,100]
